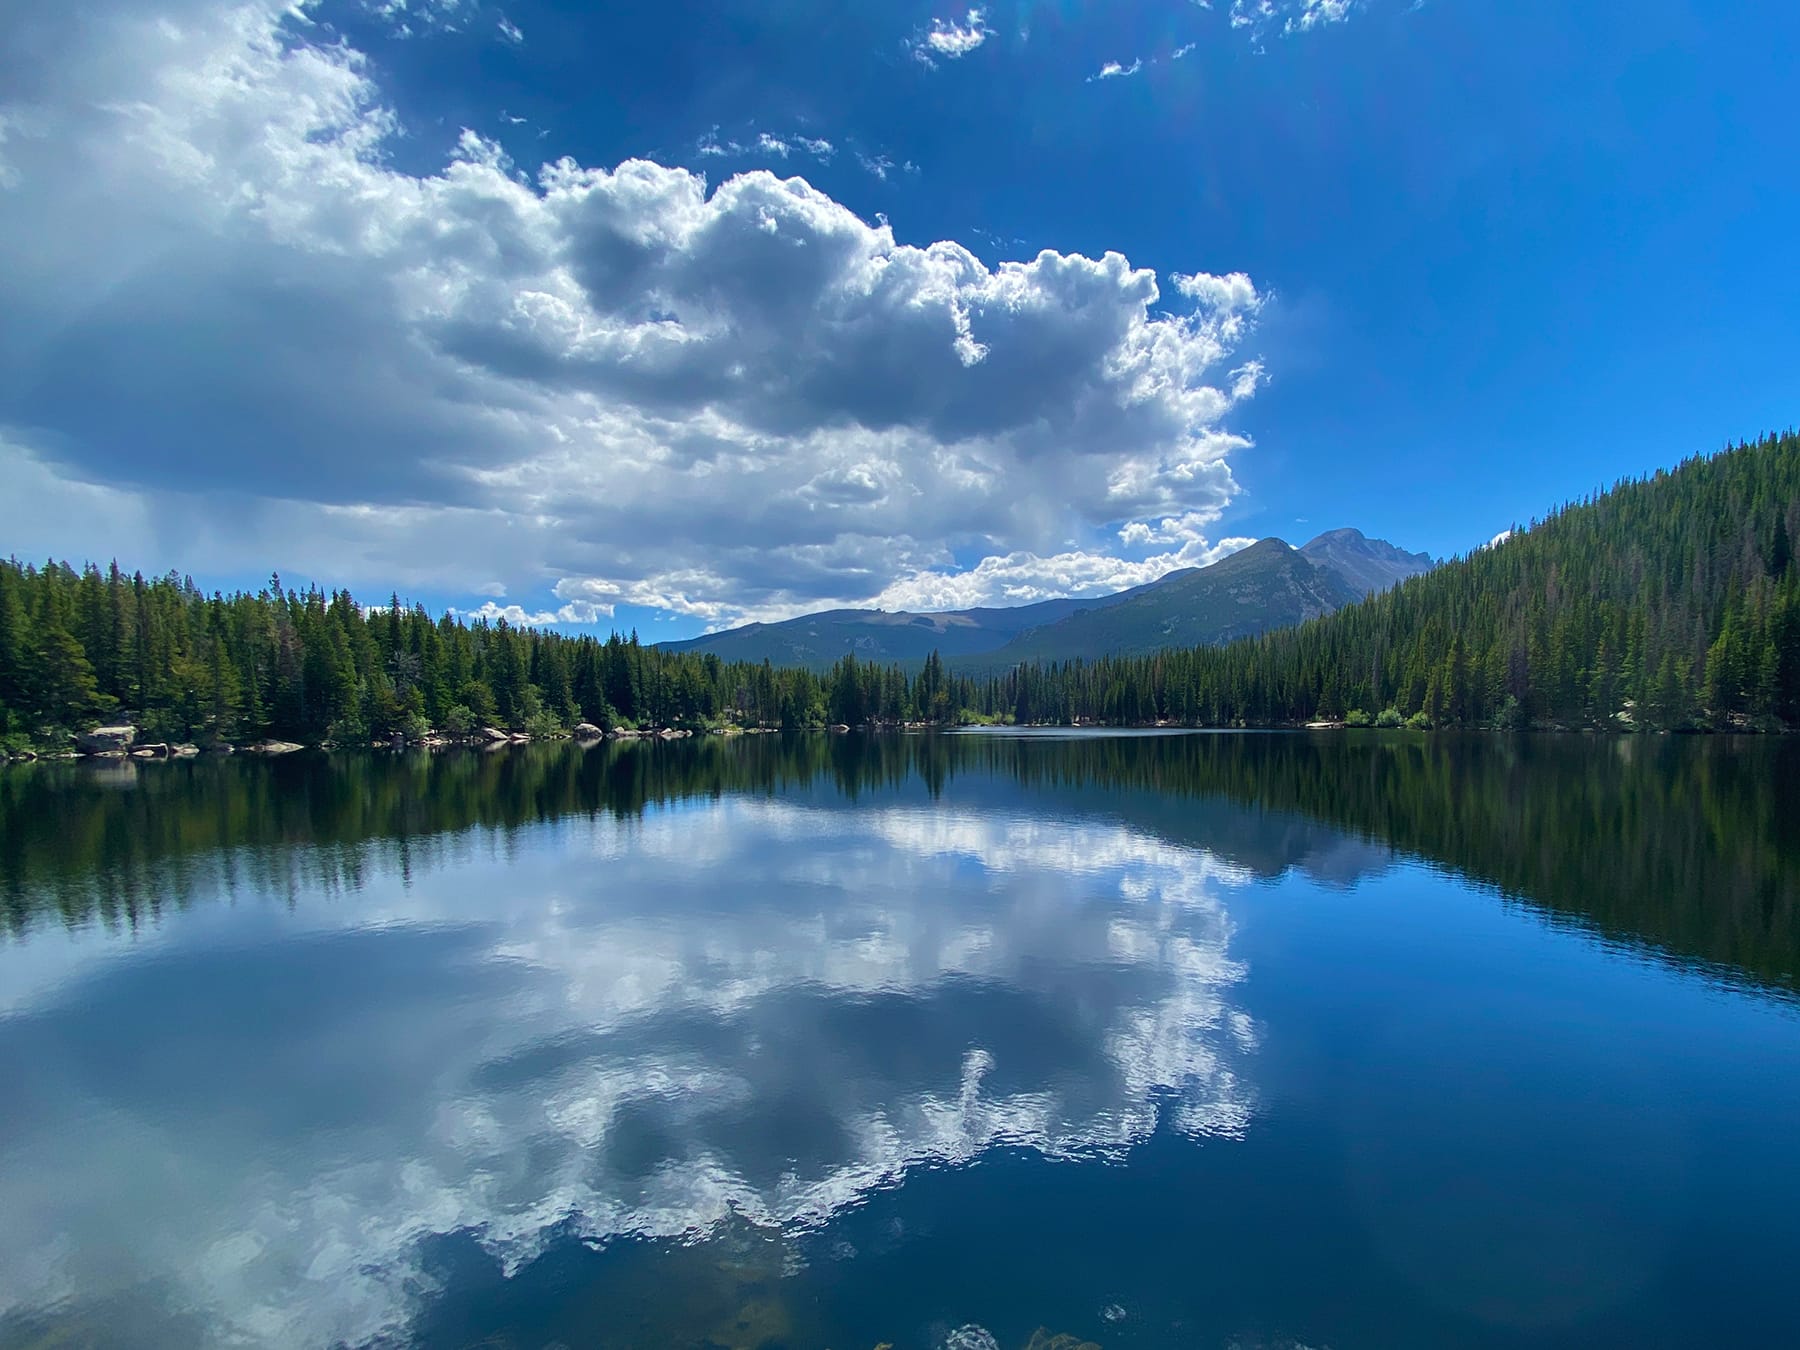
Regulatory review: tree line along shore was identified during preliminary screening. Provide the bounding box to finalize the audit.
[3,432,1796,761]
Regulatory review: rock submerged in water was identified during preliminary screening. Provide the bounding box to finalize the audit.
[939,1326,1101,1350]
[942,1328,1000,1350]
[244,740,303,755]
[77,725,137,753]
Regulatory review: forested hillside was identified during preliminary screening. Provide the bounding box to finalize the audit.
[661,526,1431,671]
[2,432,1796,750]
[1221,428,1800,728]
[653,583,1157,669]
[985,431,1800,728]
[973,538,1360,667]
[0,564,929,750]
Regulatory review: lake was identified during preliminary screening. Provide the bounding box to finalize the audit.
[1,730,1797,1349]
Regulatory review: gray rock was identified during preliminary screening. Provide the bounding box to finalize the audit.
[77,725,137,753]
[573,722,604,740]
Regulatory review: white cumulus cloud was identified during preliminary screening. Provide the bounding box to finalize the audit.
[0,0,1267,628]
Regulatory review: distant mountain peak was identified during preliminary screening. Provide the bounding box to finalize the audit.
[1302,526,1370,545]
[1299,527,1434,597]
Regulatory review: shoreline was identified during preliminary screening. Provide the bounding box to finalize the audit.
[6,718,1785,765]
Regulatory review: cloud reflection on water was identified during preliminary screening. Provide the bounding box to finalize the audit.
[0,797,1257,1348]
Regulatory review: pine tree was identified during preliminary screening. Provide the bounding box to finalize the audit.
[29,581,102,728]
[0,562,29,732]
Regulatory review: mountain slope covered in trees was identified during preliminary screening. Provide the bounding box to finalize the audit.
[986,430,1800,729]
[661,527,1431,671]
[654,576,1170,669]
[969,538,1362,669]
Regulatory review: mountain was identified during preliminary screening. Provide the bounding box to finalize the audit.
[1299,528,1435,597]
[972,538,1363,667]
[654,573,1188,669]
[660,527,1430,670]
[977,431,1800,731]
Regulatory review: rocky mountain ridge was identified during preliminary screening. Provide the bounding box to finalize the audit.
[659,529,1436,670]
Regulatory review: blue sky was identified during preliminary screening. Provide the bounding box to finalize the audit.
[2,0,1795,640]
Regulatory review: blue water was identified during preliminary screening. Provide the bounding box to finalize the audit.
[0,732,1796,1348]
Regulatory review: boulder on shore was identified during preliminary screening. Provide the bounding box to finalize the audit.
[78,725,137,753]
[172,744,200,758]
[245,740,304,755]
[573,722,604,740]
[479,726,510,743]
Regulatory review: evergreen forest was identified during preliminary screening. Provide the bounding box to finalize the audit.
[2,431,1796,752]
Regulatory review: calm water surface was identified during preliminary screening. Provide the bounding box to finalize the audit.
[1,731,1797,1349]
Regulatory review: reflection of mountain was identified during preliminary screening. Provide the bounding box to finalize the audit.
[5,730,1796,991]
[981,769,1398,890]
[0,799,1256,1348]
